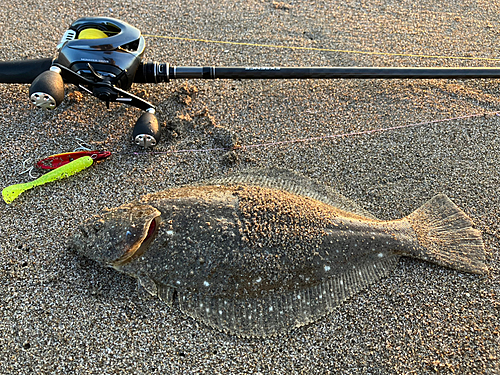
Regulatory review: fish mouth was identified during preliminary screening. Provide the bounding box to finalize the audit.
[112,215,160,268]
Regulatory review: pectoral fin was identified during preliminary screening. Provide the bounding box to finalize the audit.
[137,272,158,298]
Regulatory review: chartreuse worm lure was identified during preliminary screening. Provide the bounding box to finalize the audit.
[2,156,93,204]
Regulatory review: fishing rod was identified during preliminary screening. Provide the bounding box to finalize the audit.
[1,16,500,148]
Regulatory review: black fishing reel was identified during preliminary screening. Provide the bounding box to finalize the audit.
[29,17,160,147]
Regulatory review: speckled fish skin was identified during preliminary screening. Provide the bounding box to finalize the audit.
[71,169,486,337]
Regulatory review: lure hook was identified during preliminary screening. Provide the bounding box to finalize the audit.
[19,159,37,179]
[73,137,93,152]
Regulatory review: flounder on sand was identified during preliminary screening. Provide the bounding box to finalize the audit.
[71,169,486,337]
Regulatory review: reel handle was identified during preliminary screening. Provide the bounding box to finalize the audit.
[132,110,161,148]
[29,66,65,110]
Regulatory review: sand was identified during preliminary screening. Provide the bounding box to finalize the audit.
[0,0,499,374]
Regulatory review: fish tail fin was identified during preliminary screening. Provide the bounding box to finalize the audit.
[405,194,487,274]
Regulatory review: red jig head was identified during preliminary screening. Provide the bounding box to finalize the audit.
[36,151,111,170]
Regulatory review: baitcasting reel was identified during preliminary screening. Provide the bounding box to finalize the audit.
[29,17,160,147]
[3,16,500,148]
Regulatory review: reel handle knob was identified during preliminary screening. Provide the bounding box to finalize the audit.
[29,66,64,110]
[132,109,161,148]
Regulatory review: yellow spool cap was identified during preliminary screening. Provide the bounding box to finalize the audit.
[78,28,108,39]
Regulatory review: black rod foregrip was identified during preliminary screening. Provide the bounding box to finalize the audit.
[0,58,53,84]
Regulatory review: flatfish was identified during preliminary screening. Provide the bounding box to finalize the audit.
[71,169,486,337]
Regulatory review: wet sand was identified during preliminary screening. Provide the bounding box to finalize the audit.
[0,1,499,374]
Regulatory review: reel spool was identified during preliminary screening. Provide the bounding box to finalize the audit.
[55,17,145,91]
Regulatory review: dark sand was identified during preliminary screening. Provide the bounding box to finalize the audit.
[1,1,499,374]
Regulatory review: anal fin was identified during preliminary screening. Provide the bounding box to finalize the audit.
[176,256,399,337]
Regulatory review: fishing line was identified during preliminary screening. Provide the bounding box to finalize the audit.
[143,34,500,62]
[132,35,500,156]
[125,110,500,157]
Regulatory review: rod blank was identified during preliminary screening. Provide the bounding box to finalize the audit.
[135,63,500,83]
[175,66,500,80]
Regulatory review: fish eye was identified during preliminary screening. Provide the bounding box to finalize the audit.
[94,222,103,231]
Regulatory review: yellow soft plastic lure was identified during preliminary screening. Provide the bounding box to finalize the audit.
[2,156,93,204]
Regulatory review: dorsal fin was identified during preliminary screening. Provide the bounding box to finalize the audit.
[205,168,377,219]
